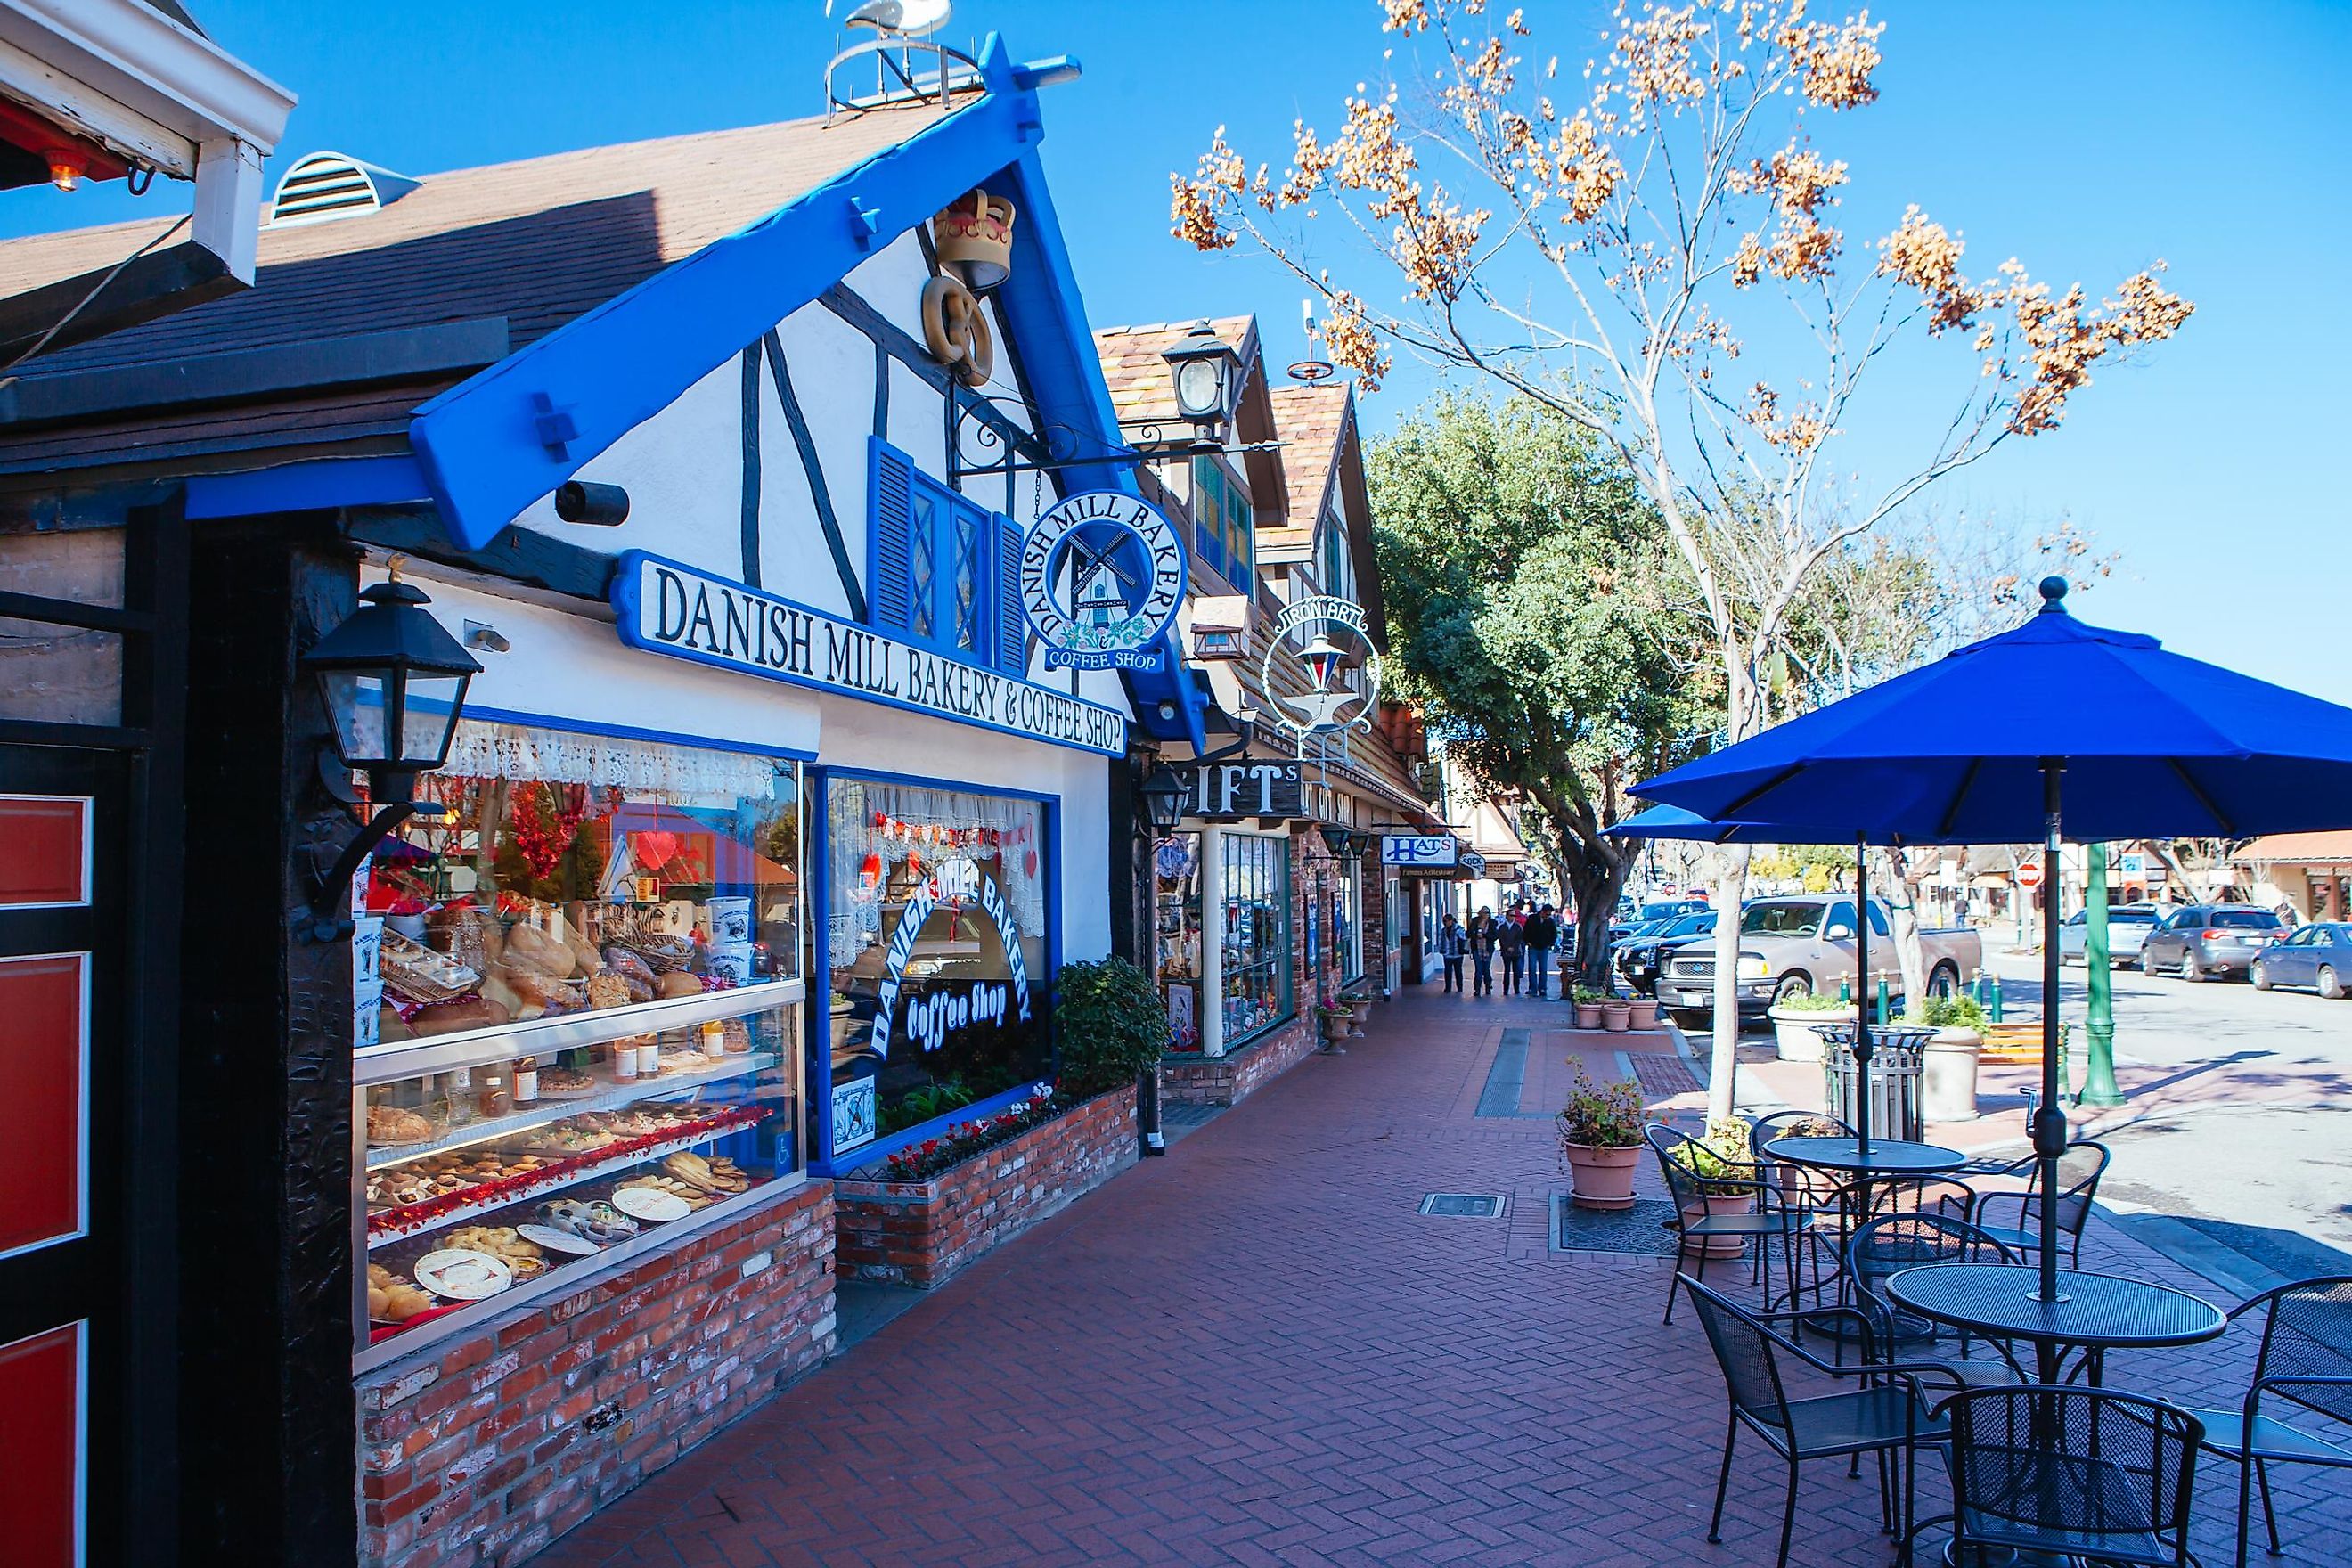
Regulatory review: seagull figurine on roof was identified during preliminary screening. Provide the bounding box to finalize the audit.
[834,0,954,37]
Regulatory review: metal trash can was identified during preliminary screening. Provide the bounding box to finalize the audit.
[1814,1025,1932,1142]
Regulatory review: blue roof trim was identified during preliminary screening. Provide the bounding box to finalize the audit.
[401,33,1206,747]
[184,453,434,519]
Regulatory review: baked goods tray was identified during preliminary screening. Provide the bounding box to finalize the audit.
[363,1049,778,1171]
[364,1104,764,1249]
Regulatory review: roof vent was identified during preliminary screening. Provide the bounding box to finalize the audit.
[265,152,421,228]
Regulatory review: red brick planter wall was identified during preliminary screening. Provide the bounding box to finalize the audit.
[355,1182,834,1568]
[1159,1015,1319,1107]
[833,1089,1136,1288]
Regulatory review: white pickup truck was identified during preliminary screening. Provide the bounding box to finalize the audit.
[1654,894,1983,1025]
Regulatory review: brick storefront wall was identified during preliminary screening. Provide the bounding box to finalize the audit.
[833,1087,1138,1289]
[355,1182,835,1568]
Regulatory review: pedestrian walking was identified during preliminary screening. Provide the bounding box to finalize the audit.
[1438,912,1468,992]
[1524,903,1558,997]
[1469,907,1499,996]
[1498,906,1527,994]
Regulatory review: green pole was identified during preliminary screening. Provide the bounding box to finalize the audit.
[2080,841,2125,1106]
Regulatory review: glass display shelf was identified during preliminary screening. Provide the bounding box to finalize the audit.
[355,977,804,1080]
[363,1049,776,1172]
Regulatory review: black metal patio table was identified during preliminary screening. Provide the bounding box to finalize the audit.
[1883,1262,2225,1384]
[1760,1135,1967,1177]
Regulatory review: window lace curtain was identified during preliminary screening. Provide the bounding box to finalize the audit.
[443,718,782,806]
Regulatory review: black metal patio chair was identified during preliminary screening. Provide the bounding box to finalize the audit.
[1919,1385,2203,1567]
[1965,1139,2111,1269]
[1680,1276,1948,1568]
[1646,1123,1810,1325]
[1864,1176,1979,1225]
[2184,1275,2352,1568]
[1845,1215,2025,1388]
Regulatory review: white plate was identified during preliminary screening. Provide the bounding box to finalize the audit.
[609,1186,691,1222]
[412,1247,514,1300]
[517,1222,600,1256]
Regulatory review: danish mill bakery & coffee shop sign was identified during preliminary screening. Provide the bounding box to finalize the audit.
[1018,490,1185,674]
[613,551,1126,755]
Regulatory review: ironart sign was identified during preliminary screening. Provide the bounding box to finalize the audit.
[1262,594,1381,743]
[1017,490,1185,673]
[1164,760,1304,821]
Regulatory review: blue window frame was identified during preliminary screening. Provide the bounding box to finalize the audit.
[1188,453,1254,587]
[870,437,1027,675]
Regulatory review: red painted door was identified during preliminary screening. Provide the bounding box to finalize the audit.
[0,747,126,1568]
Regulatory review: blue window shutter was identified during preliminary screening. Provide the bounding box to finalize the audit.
[870,438,914,633]
[996,515,1026,676]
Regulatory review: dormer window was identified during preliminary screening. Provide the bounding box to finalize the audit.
[1188,453,1254,587]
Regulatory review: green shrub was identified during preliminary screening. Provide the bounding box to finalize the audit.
[1906,992,1989,1030]
[1774,990,1855,1013]
[1053,957,1172,1097]
[1557,1066,1646,1149]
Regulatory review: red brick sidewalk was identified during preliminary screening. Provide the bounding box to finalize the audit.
[533,987,2346,1568]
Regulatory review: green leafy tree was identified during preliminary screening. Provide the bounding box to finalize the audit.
[1370,395,1712,986]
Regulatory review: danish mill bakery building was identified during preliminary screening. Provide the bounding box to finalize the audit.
[0,37,1210,1568]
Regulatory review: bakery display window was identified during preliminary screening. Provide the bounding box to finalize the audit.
[355,992,800,1364]
[1220,831,1292,1045]
[1154,833,1203,1053]
[823,778,1049,1152]
[350,720,808,1367]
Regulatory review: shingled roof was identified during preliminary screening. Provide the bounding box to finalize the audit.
[0,110,925,478]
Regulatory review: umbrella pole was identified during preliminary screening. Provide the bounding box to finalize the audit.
[1853,834,1872,1169]
[2038,758,2069,1303]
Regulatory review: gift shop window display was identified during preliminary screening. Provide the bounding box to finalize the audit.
[1335,855,1364,984]
[1155,832,1204,1053]
[1221,831,1293,1044]
[349,718,807,1367]
[825,778,1049,1146]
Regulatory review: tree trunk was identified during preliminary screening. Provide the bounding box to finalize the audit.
[1567,852,1634,993]
[1877,845,1928,1014]
[1707,844,1750,1123]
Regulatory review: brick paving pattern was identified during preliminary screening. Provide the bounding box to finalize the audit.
[534,987,2348,1567]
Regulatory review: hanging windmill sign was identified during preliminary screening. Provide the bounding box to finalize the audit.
[1018,490,1186,674]
[1262,594,1381,752]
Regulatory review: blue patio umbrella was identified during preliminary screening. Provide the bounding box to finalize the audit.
[1635,579,2352,1299]
[1609,805,1942,1170]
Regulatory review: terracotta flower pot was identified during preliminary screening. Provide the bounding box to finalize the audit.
[1686,1190,1755,1257]
[1600,1002,1631,1033]
[1573,1002,1604,1028]
[1627,998,1661,1029]
[1564,1142,1642,1210]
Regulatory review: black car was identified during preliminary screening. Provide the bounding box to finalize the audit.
[1614,911,1717,996]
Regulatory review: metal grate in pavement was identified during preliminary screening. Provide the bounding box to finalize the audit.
[1552,1196,1685,1256]
[1419,1192,1507,1219]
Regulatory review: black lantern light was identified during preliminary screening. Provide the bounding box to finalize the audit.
[1317,821,1352,858]
[301,568,481,930]
[1141,765,1191,832]
[1162,320,1241,435]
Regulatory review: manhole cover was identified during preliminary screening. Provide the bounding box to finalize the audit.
[1420,1193,1507,1218]
[1553,1195,1685,1256]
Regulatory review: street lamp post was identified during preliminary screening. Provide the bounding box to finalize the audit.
[2080,841,2126,1106]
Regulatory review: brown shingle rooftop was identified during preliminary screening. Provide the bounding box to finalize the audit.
[1265,382,1350,525]
[0,110,930,477]
[1091,316,1255,427]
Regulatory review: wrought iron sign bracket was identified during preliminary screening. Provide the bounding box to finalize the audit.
[945,388,1282,489]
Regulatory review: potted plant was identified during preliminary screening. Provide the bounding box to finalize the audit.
[1909,992,1987,1123]
[1668,1116,1760,1255]
[1599,992,1632,1032]
[1557,1066,1646,1209]
[1314,999,1353,1053]
[1768,990,1854,1062]
[1572,985,1605,1029]
[1625,993,1662,1029]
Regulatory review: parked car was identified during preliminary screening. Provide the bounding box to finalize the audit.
[1637,898,1709,924]
[1655,894,1982,1024]
[2137,904,2285,981]
[1615,911,1717,996]
[2058,903,2162,967]
[2250,922,2352,998]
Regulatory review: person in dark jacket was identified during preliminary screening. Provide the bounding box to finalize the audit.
[1438,912,1468,992]
[1468,907,1499,996]
[1523,904,1559,997]
[1497,906,1528,994]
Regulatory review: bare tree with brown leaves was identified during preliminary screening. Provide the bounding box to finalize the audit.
[1172,0,2193,1113]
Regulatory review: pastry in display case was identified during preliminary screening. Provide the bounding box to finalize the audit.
[356,993,801,1356]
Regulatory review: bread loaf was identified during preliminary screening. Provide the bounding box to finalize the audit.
[656,970,704,1000]
[502,920,576,979]
[411,994,510,1034]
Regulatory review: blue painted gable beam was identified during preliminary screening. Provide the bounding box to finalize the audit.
[990,132,1205,747]
[407,47,1038,551]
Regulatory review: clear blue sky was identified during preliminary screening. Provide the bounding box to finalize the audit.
[14,2,2348,698]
